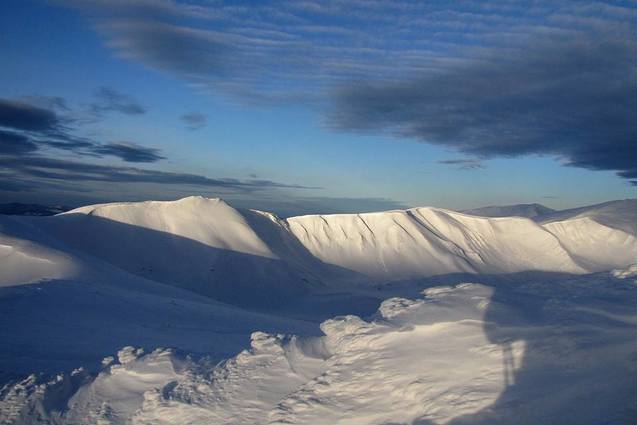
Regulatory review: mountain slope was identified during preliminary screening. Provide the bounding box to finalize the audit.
[9,197,635,299]
[286,207,587,279]
[0,211,317,379]
[27,197,341,308]
[539,199,637,235]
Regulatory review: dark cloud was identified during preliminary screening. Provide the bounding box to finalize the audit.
[0,99,61,132]
[91,142,165,163]
[103,20,231,80]
[180,112,207,130]
[330,37,637,184]
[24,96,71,112]
[0,130,39,155]
[438,159,484,170]
[91,86,146,116]
[0,155,319,191]
[0,177,36,192]
[0,97,163,163]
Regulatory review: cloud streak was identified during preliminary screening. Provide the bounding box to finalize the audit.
[0,96,163,163]
[0,154,320,193]
[0,99,61,132]
[90,86,146,116]
[180,112,207,130]
[438,159,485,170]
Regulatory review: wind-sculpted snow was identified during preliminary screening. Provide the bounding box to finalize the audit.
[3,276,637,424]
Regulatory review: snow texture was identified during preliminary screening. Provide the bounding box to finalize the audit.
[1,197,636,424]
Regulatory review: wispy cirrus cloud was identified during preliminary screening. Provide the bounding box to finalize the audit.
[90,86,146,116]
[90,142,164,163]
[0,155,319,191]
[438,159,485,171]
[180,112,207,130]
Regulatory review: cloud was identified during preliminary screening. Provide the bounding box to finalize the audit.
[91,142,165,163]
[0,155,319,192]
[438,159,484,170]
[90,86,146,116]
[180,112,207,130]
[0,97,163,163]
[0,98,61,132]
[330,36,637,184]
[0,130,39,155]
[52,1,637,185]
[103,20,232,80]
[0,178,36,192]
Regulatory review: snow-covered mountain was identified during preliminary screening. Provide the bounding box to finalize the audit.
[11,196,637,292]
[538,199,637,235]
[1,196,636,424]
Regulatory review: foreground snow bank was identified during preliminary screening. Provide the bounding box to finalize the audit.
[4,274,636,424]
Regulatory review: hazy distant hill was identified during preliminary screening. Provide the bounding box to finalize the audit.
[462,203,555,219]
[0,203,69,216]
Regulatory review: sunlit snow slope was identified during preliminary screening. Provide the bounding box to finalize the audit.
[16,196,636,294]
[287,203,636,279]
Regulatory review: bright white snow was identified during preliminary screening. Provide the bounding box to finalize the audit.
[1,196,636,424]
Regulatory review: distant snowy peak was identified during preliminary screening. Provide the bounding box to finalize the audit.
[539,199,637,236]
[462,203,555,219]
[59,196,276,259]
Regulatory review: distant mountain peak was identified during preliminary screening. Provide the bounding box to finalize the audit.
[462,203,555,219]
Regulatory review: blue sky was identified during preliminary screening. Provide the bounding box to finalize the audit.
[1,0,636,216]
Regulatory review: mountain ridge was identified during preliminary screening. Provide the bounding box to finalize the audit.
[10,196,634,300]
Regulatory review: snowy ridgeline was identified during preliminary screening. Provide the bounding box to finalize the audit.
[3,196,637,293]
[1,196,637,424]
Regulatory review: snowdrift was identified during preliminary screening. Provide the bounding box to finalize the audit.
[3,275,636,425]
